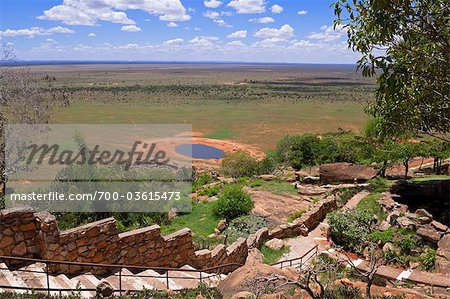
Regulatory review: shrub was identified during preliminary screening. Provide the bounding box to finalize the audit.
[327,208,374,253]
[368,177,389,192]
[223,215,268,243]
[369,228,394,244]
[192,173,213,192]
[221,151,259,178]
[275,134,321,170]
[197,184,220,197]
[287,209,306,222]
[213,184,254,220]
[420,247,436,271]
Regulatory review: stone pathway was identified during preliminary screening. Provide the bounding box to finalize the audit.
[279,189,370,263]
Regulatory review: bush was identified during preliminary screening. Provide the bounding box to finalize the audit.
[223,215,268,243]
[420,247,436,271]
[213,184,254,220]
[369,228,394,244]
[328,208,374,253]
[221,151,259,178]
[368,177,389,192]
[275,134,321,170]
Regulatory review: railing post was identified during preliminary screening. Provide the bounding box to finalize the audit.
[45,262,50,296]
[280,261,283,270]
[199,271,203,283]
[166,271,170,289]
[119,268,122,296]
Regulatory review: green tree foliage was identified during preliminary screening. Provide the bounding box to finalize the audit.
[327,208,374,253]
[213,184,253,220]
[275,134,322,170]
[221,150,259,178]
[333,0,450,138]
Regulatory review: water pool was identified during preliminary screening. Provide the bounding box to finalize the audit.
[175,144,224,159]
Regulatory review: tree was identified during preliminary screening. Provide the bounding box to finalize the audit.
[0,44,67,206]
[333,0,450,140]
[275,134,321,170]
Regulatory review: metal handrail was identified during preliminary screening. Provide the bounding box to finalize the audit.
[0,255,242,295]
[270,244,319,269]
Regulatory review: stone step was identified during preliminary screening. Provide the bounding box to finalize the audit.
[137,269,171,290]
[122,269,160,291]
[167,266,200,290]
[0,263,27,293]
[103,269,136,292]
[70,272,100,298]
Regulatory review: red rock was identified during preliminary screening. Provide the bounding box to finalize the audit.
[319,162,378,184]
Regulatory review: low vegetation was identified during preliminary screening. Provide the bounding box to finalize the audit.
[260,244,290,265]
[213,184,254,221]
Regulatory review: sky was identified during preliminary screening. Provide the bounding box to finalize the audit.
[0,0,360,63]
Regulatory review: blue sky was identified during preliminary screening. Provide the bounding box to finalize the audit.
[0,0,359,63]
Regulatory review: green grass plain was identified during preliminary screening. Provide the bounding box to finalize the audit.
[33,63,374,150]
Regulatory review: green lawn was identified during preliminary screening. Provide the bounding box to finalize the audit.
[356,192,386,220]
[411,175,450,182]
[260,245,290,264]
[53,101,367,149]
[255,180,298,195]
[160,201,222,246]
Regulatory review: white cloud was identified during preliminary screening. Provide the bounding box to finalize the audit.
[121,25,142,32]
[38,0,191,26]
[254,24,294,39]
[204,11,221,19]
[228,0,265,14]
[249,17,274,24]
[0,26,74,37]
[167,22,178,27]
[308,24,347,42]
[252,37,286,48]
[88,33,96,37]
[226,40,245,47]
[204,11,231,27]
[297,10,308,15]
[204,0,222,8]
[188,36,219,49]
[144,19,150,22]
[216,19,232,27]
[46,38,55,42]
[271,4,283,14]
[227,30,247,39]
[163,38,184,45]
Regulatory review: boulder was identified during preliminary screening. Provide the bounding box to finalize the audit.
[297,185,328,196]
[437,234,450,274]
[397,216,416,229]
[217,264,298,298]
[319,162,378,184]
[302,176,320,184]
[259,175,276,181]
[416,226,442,243]
[217,219,227,232]
[264,238,284,250]
[245,248,264,266]
[386,210,401,223]
[415,209,433,219]
[431,220,448,233]
[231,292,256,299]
[379,220,391,231]
[96,281,114,297]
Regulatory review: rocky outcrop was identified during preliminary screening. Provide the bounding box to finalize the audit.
[217,264,298,298]
[437,234,450,274]
[379,192,450,274]
[319,162,378,184]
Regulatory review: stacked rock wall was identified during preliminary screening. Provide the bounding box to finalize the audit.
[0,207,247,274]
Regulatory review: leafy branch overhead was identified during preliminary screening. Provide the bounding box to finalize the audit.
[333,0,450,138]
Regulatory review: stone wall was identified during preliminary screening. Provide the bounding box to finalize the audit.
[267,195,337,240]
[0,207,247,274]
